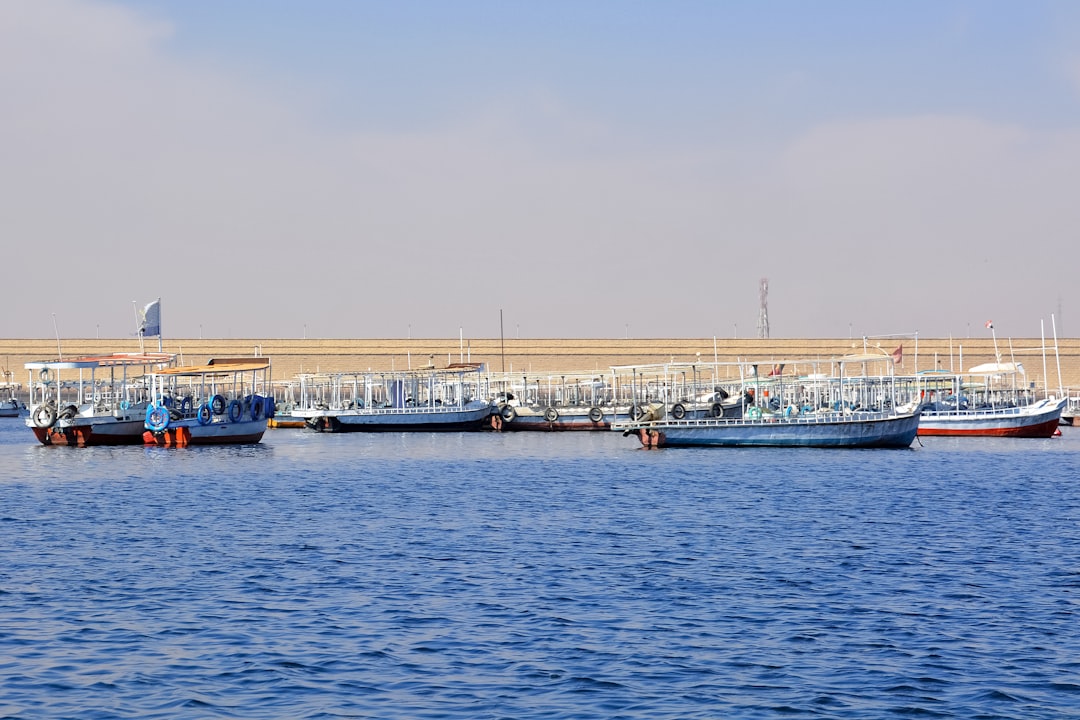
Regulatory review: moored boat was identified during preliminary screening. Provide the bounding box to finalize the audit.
[142,358,273,446]
[23,352,176,446]
[293,364,492,432]
[0,397,23,417]
[917,363,1065,438]
[612,355,920,449]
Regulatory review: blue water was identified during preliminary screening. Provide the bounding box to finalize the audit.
[2,418,1080,719]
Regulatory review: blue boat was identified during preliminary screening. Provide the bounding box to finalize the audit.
[610,355,920,449]
[615,406,921,448]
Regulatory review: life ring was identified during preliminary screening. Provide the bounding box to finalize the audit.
[197,403,213,425]
[544,407,559,422]
[211,395,227,415]
[180,397,193,414]
[588,406,604,423]
[32,404,56,428]
[670,403,686,420]
[500,404,517,422]
[250,396,264,420]
[145,403,170,432]
[711,402,724,418]
[227,399,243,423]
[120,400,130,411]
[747,406,763,420]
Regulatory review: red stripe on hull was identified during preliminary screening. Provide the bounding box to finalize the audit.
[918,417,1061,438]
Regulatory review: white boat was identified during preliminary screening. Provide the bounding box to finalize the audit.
[143,358,272,446]
[612,355,920,449]
[292,364,492,432]
[917,363,1065,438]
[23,352,176,446]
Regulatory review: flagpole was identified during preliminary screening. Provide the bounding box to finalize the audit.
[157,297,162,352]
[133,301,144,354]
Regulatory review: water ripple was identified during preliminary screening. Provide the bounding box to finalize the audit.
[3,423,1080,717]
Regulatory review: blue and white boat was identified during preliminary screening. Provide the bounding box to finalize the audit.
[293,364,492,432]
[611,355,920,449]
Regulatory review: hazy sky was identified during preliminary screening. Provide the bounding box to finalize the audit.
[4,1,1080,340]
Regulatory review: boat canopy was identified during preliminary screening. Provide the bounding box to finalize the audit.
[25,352,175,371]
[153,360,270,377]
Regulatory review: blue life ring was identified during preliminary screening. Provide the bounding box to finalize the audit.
[180,397,193,414]
[250,396,264,420]
[227,399,243,423]
[197,403,212,425]
[747,406,763,420]
[120,400,130,411]
[146,403,170,432]
[211,395,227,415]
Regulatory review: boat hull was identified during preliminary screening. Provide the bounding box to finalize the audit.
[621,411,920,449]
[917,399,1065,438]
[495,405,621,431]
[305,404,492,433]
[143,418,268,446]
[28,415,148,447]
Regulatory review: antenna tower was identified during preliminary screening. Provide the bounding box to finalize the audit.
[757,277,770,339]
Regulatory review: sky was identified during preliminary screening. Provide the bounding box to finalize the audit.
[4,0,1080,340]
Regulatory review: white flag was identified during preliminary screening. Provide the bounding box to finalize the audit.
[139,299,161,337]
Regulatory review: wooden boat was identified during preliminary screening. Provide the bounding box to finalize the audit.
[612,355,920,449]
[142,358,272,446]
[23,352,176,446]
[917,363,1065,437]
[293,364,492,432]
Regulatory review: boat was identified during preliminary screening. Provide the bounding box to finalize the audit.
[611,356,921,449]
[0,397,23,417]
[292,364,492,432]
[142,358,273,446]
[917,363,1066,437]
[1060,395,1080,426]
[23,352,176,446]
[489,372,633,431]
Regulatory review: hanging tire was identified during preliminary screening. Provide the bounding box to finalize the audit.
[58,404,79,420]
[711,403,724,418]
[670,403,686,420]
[146,403,170,432]
[211,395,227,415]
[500,404,517,422]
[180,397,193,414]
[227,399,243,423]
[544,407,559,422]
[32,404,56,428]
[588,406,604,423]
[250,396,264,420]
[197,403,213,425]
[630,404,645,421]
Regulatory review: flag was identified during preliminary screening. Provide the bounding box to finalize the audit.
[985,320,993,329]
[139,299,161,337]
[767,363,785,377]
[891,344,903,364]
